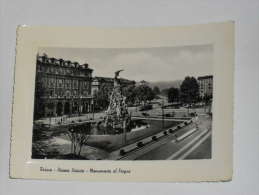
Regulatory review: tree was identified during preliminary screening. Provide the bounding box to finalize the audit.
[203,94,212,113]
[123,85,137,106]
[167,87,180,103]
[180,76,199,104]
[153,86,160,95]
[203,94,212,103]
[93,84,110,111]
[135,85,155,105]
[161,88,169,96]
[65,123,92,157]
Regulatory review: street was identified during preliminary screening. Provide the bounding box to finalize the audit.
[108,112,211,160]
[136,128,211,160]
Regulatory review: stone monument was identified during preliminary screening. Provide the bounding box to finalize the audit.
[104,70,131,138]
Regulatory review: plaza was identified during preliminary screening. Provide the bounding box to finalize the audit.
[32,54,213,160]
[32,97,212,160]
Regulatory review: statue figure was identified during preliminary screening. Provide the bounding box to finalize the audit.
[113,69,123,89]
[114,69,124,79]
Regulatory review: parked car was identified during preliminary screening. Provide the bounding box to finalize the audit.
[137,142,144,147]
[141,112,150,117]
[119,149,126,156]
[139,104,153,111]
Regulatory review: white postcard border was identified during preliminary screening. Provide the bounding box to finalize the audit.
[10,22,234,182]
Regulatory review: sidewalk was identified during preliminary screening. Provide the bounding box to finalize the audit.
[35,111,106,126]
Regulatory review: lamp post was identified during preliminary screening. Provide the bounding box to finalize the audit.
[122,119,127,145]
[91,98,95,120]
[161,99,164,130]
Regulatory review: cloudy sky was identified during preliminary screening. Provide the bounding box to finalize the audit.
[39,45,213,82]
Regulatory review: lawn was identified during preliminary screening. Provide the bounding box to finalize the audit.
[32,119,182,158]
[86,119,181,151]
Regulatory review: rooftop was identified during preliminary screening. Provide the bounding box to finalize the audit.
[197,75,213,80]
[37,54,92,71]
[93,76,135,84]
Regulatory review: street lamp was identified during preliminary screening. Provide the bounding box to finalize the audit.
[161,99,164,130]
[91,98,95,120]
[122,119,127,145]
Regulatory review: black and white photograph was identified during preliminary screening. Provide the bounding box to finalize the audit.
[32,45,213,161]
[10,23,234,182]
[2,0,259,193]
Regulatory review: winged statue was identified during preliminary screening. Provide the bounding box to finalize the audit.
[114,69,124,79]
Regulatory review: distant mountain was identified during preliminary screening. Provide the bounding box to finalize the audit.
[147,80,182,91]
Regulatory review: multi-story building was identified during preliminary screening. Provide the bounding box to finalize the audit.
[91,77,135,111]
[91,77,114,96]
[34,54,93,119]
[91,76,135,96]
[197,75,213,99]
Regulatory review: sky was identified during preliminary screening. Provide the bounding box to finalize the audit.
[38,45,213,82]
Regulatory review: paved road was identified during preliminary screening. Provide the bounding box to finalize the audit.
[135,114,212,160]
[184,134,211,159]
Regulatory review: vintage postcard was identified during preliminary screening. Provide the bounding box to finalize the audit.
[10,22,234,182]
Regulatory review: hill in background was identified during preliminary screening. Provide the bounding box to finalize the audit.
[147,80,182,91]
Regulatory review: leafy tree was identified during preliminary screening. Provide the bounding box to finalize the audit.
[153,86,160,95]
[123,85,137,105]
[161,88,169,96]
[167,87,180,103]
[180,76,199,104]
[135,85,155,105]
[93,84,110,111]
[203,94,212,113]
[203,94,212,104]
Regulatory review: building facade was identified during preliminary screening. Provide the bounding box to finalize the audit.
[197,75,213,99]
[91,76,135,96]
[34,54,93,119]
[91,77,114,96]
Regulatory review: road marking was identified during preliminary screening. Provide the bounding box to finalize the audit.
[178,131,211,159]
[175,128,197,141]
[166,129,208,160]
